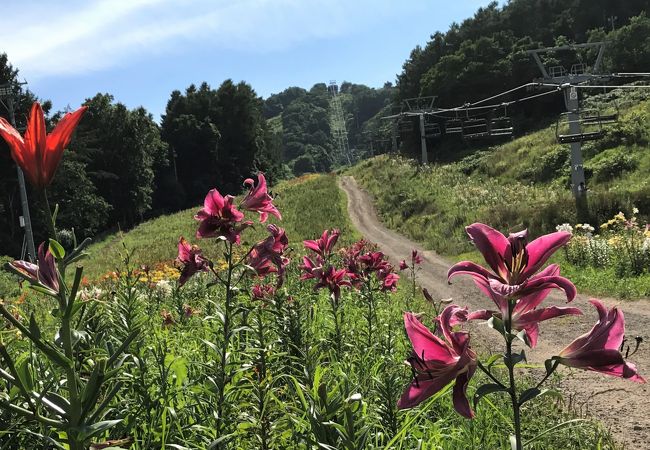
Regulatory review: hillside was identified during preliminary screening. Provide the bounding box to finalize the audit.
[80,173,357,279]
[348,91,650,298]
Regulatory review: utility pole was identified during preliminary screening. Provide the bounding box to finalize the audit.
[528,42,607,222]
[0,82,36,261]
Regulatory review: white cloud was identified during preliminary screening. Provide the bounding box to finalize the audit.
[0,0,394,79]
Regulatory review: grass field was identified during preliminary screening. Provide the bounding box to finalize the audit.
[0,172,617,449]
[81,173,358,279]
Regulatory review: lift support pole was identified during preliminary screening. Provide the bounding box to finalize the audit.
[1,83,36,261]
[419,113,428,165]
[528,42,606,222]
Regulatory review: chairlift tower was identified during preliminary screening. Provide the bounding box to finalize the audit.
[328,81,352,166]
[0,81,36,261]
[528,42,607,221]
[382,96,437,164]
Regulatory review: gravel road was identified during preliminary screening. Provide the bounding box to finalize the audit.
[340,175,650,449]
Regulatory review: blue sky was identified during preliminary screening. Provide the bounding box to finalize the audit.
[2,0,494,120]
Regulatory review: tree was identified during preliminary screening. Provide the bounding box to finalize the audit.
[70,94,167,228]
[161,80,271,206]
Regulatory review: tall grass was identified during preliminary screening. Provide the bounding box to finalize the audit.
[82,173,357,279]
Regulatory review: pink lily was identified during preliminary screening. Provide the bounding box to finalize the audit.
[412,249,423,265]
[9,242,59,295]
[448,224,575,301]
[359,251,391,273]
[303,229,340,259]
[555,299,645,382]
[241,173,282,223]
[247,225,290,279]
[398,305,477,418]
[299,255,320,281]
[378,270,399,292]
[176,237,210,286]
[399,260,408,271]
[195,188,250,243]
[313,266,352,301]
[252,283,276,300]
[468,265,582,347]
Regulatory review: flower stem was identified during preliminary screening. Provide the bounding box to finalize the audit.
[505,298,522,450]
[216,241,234,442]
[41,188,58,242]
[506,337,522,450]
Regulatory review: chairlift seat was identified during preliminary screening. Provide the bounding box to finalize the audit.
[445,120,463,135]
[489,116,513,137]
[557,131,604,144]
[462,118,489,139]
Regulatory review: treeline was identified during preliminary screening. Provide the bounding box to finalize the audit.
[0,55,391,257]
[390,1,650,158]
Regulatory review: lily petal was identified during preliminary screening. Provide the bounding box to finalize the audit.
[520,231,571,280]
[465,223,509,277]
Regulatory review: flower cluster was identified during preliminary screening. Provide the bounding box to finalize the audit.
[175,172,284,288]
[400,223,644,420]
[560,211,650,276]
[300,233,400,300]
[247,224,290,284]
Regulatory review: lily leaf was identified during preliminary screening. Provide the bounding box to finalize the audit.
[473,383,508,408]
[48,239,65,260]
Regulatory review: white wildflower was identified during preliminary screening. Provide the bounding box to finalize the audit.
[556,223,573,234]
[155,280,174,296]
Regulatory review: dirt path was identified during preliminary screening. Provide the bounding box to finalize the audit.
[339,175,650,449]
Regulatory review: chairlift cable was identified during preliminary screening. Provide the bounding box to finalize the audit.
[570,84,650,89]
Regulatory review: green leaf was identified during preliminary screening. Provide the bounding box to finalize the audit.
[40,392,71,417]
[487,316,506,336]
[485,353,502,370]
[518,387,542,405]
[29,313,41,340]
[72,419,122,441]
[48,239,65,260]
[504,350,526,369]
[545,358,560,375]
[15,355,34,391]
[474,383,508,408]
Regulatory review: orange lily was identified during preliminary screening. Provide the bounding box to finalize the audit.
[0,102,87,189]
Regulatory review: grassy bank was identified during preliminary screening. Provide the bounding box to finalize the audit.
[81,173,357,279]
[347,94,650,299]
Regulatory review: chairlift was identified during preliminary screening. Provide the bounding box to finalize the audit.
[587,98,619,125]
[490,116,514,137]
[570,63,588,76]
[556,108,604,144]
[444,119,463,135]
[398,118,414,133]
[549,65,567,78]
[489,105,513,137]
[462,118,490,139]
[423,116,441,138]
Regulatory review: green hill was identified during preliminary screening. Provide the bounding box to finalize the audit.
[347,91,650,298]
[80,173,356,279]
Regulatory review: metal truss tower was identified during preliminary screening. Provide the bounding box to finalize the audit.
[328,81,352,166]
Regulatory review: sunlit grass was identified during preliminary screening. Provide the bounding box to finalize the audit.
[82,173,358,279]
